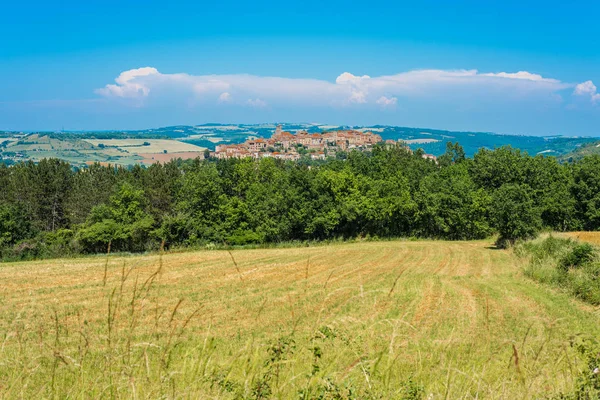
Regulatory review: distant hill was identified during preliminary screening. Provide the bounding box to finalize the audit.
[559,140,600,161]
[74,123,597,157]
[363,126,598,158]
[2,123,598,165]
[125,124,598,158]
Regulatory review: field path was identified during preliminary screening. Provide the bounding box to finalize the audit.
[1,240,599,398]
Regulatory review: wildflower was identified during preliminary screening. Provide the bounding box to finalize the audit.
[594,367,600,375]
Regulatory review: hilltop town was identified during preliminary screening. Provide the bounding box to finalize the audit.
[212,125,392,160]
[2,124,596,166]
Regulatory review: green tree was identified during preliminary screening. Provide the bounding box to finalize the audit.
[416,164,492,240]
[438,142,466,167]
[525,155,579,231]
[492,184,541,247]
[470,146,527,190]
[77,182,155,253]
[65,163,117,225]
[0,204,32,248]
[571,156,600,230]
[8,159,72,232]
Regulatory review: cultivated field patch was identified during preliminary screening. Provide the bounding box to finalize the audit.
[83,139,206,154]
[403,138,440,144]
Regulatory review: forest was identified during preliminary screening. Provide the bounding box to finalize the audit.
[1,142,599,261]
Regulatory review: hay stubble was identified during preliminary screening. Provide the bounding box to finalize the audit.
[1,240,599,398]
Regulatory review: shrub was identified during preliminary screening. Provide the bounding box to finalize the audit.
[227,230,263,246]
[519,236,600,306]
[559,243,596,272]
[8,238,44,260]
[569,266,600,305]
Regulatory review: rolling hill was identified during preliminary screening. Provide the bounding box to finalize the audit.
[2,123,598,166]
[560,139,600,161]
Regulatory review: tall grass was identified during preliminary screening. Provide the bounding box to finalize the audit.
[516,235,600,305]
[516,235,600,398]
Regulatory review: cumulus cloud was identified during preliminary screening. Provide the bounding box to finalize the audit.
[95,67,581,110]
[335,72,371,85]
[376,96,398,107]
[574,80,596,95]
[95,67,159,98]
[574,80,600,103]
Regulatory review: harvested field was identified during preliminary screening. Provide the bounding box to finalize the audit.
[562,231,600,246]
[1,240,598,398]
[83,139,206,154]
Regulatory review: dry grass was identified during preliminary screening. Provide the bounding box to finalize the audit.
[0,240,598,398]
[562,231,600,246]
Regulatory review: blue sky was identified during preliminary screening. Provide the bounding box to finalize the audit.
[2,0,600,135]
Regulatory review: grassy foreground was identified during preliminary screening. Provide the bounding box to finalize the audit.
[1,240,599,398]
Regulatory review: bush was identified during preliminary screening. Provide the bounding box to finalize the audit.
[569,265,600,305]
[519,236,600,305]
[515,235,571,261]
[7,238,45,260]
[2,229,80,261]
[227,230,263,246]
[559,243,596,272]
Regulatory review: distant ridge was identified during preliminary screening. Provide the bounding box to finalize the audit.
[2,123,599,164]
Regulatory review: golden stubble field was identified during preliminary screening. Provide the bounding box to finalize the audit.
[1,240,599,398]
[563,231,600,246]
[83,139,206,154]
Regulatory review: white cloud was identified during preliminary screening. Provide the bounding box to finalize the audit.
[335,72,371,104]
[96,67,580,109]
[482,71,558,82]
[193,79,231,95]
[376,96,398,107]
[335,72,371,85]
[246,98,267,108]
[95,67,159,98]
[574,80,600,103]
[574,80,596,95]
[217,92,232,104]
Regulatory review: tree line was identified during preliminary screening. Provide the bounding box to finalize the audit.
[1,142,600,260]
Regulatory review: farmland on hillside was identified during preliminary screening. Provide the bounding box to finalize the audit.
[2,123,598,167]
[560,140,600,161]
[0,135,206,166]
[1,240,599,398]
[82,139,206,154]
